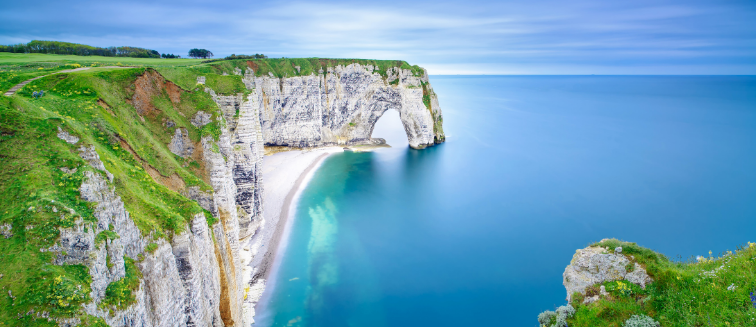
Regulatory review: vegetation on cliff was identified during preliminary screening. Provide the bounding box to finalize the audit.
[0,62,220,325]
[540,239,756,327]
[0,52,437,325]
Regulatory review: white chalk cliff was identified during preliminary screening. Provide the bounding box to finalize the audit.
[50,63,444,326]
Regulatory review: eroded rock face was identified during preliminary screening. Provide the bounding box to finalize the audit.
[191,111,212,128]
[247,63,444,149]
[204,89,265,240]
[563,246,652,302]
[43,63,444,326]
[78,145,113,182]
[47,133,235,326]
[57,127,79,144]
[170,128,195,158]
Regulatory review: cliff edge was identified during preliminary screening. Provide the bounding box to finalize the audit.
[538,239,756,327]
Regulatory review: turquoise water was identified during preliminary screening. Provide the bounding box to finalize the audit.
[254,76,756,327]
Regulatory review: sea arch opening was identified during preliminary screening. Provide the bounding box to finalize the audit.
[370,109,409,148]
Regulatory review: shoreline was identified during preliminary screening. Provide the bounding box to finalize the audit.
[259,151,331,281]
[241,147,343,325]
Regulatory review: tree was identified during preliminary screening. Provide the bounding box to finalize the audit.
[224,53,268,60]
[188,48,213,59]
[0,40,160,58]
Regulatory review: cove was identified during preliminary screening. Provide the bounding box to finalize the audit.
[254,76,756,326]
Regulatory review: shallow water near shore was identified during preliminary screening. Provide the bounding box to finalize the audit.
[253,76,756,327]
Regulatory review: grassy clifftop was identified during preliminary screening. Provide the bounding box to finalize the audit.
[0,53,426,95]
[541,239,756,327]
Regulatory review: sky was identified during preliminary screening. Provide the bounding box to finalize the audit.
[1,0,755,74]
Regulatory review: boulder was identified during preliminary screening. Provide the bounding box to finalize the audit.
[563,245,652,301]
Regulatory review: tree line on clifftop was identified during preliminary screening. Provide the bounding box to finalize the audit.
[0,40,161,58]
[0,40,269,61]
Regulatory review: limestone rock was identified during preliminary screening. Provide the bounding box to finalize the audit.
[197,76,206,84]
[78,145,113,182]
[0,223,11,238]
[57,127,79,144]
[563,246,652,301]
[245,63,443,149]
[60,167,77,174]
[169,128,194,158]
[191,111,212,128]
[69,152,229,326]
[183,186,218,217]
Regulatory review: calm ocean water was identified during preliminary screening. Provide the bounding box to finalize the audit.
[254,76,756,327]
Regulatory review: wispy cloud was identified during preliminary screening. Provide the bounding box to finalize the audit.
[0,0,754,74]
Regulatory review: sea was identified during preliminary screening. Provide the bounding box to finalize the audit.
[253,76,756,327]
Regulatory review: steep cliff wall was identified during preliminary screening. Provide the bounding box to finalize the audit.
[246,63,445,149]
[0,58,444,326]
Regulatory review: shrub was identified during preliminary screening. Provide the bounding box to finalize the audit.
[585,284,600,297]
[623,314,660,327]
[553,305,575,327]
[538,310,556,326]
[538,305,575,327]
[556,304,575,317]
[570,291,584,305]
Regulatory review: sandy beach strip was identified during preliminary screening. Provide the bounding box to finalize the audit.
[241,147,343,324]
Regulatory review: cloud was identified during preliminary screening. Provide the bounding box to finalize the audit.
[0,0,754,74]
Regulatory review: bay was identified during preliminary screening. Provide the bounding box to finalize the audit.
[254,76,756,327]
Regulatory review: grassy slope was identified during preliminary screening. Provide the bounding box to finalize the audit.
[0,66,220,326]
[0,53,207,94]
[0,53,425,326]
[559,239,756,327]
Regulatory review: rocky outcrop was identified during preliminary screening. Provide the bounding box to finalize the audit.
[563,245,653,302]
[246,63,444,149]
[57,127,79,144]
[169,128,195,158]
[191,111,212,128]
[204,88,265,241]
[47,129,236,326]
[0,223,12,238]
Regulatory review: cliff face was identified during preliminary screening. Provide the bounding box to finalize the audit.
[0,60,443,327]
[247,63,444,149]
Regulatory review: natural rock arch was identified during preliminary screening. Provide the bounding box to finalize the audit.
[244,63,445,149]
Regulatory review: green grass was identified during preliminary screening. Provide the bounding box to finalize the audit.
[0,52,205,66]
[1,53,428,95]
[0,65,224,325]
[100,257,141,312]
[0,53,205,93]
[217,57,425,79]
[555,239,756,327]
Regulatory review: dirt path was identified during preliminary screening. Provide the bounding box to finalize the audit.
[3,66,130,96]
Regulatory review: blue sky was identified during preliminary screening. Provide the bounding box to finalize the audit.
[1,0,754,74]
